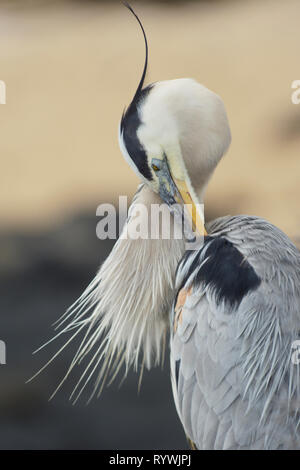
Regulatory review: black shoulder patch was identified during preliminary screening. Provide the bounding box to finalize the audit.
[120,85,153,181]
[193,236,261,308]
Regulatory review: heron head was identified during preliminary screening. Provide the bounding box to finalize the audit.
[119,78,231,234]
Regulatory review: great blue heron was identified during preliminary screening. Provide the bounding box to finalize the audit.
[35,5,300,449]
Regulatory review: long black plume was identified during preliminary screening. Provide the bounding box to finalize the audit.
[123,2,149,103]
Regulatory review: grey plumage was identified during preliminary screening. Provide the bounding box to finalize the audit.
[171,215,300,449]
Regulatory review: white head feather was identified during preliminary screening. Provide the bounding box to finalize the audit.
[135,78,231,201]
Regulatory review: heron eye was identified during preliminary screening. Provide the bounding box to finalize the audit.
[152,164,159,172]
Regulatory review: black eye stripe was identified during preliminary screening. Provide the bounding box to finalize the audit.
[120,85,154,181]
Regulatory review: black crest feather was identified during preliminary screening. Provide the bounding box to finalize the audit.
[123,2,148,104]
[120,3,153,181]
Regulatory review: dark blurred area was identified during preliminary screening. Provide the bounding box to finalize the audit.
[0,209,187,449]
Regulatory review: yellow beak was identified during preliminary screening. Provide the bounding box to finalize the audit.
[173,177,207,237]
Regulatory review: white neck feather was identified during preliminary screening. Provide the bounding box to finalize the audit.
[50,184,185,400]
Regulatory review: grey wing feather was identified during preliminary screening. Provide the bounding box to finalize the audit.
[170,215,300,450]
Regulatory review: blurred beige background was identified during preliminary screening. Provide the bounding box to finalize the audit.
[0,0,299,234]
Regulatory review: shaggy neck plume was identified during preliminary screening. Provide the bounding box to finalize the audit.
[42,184,185,401]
